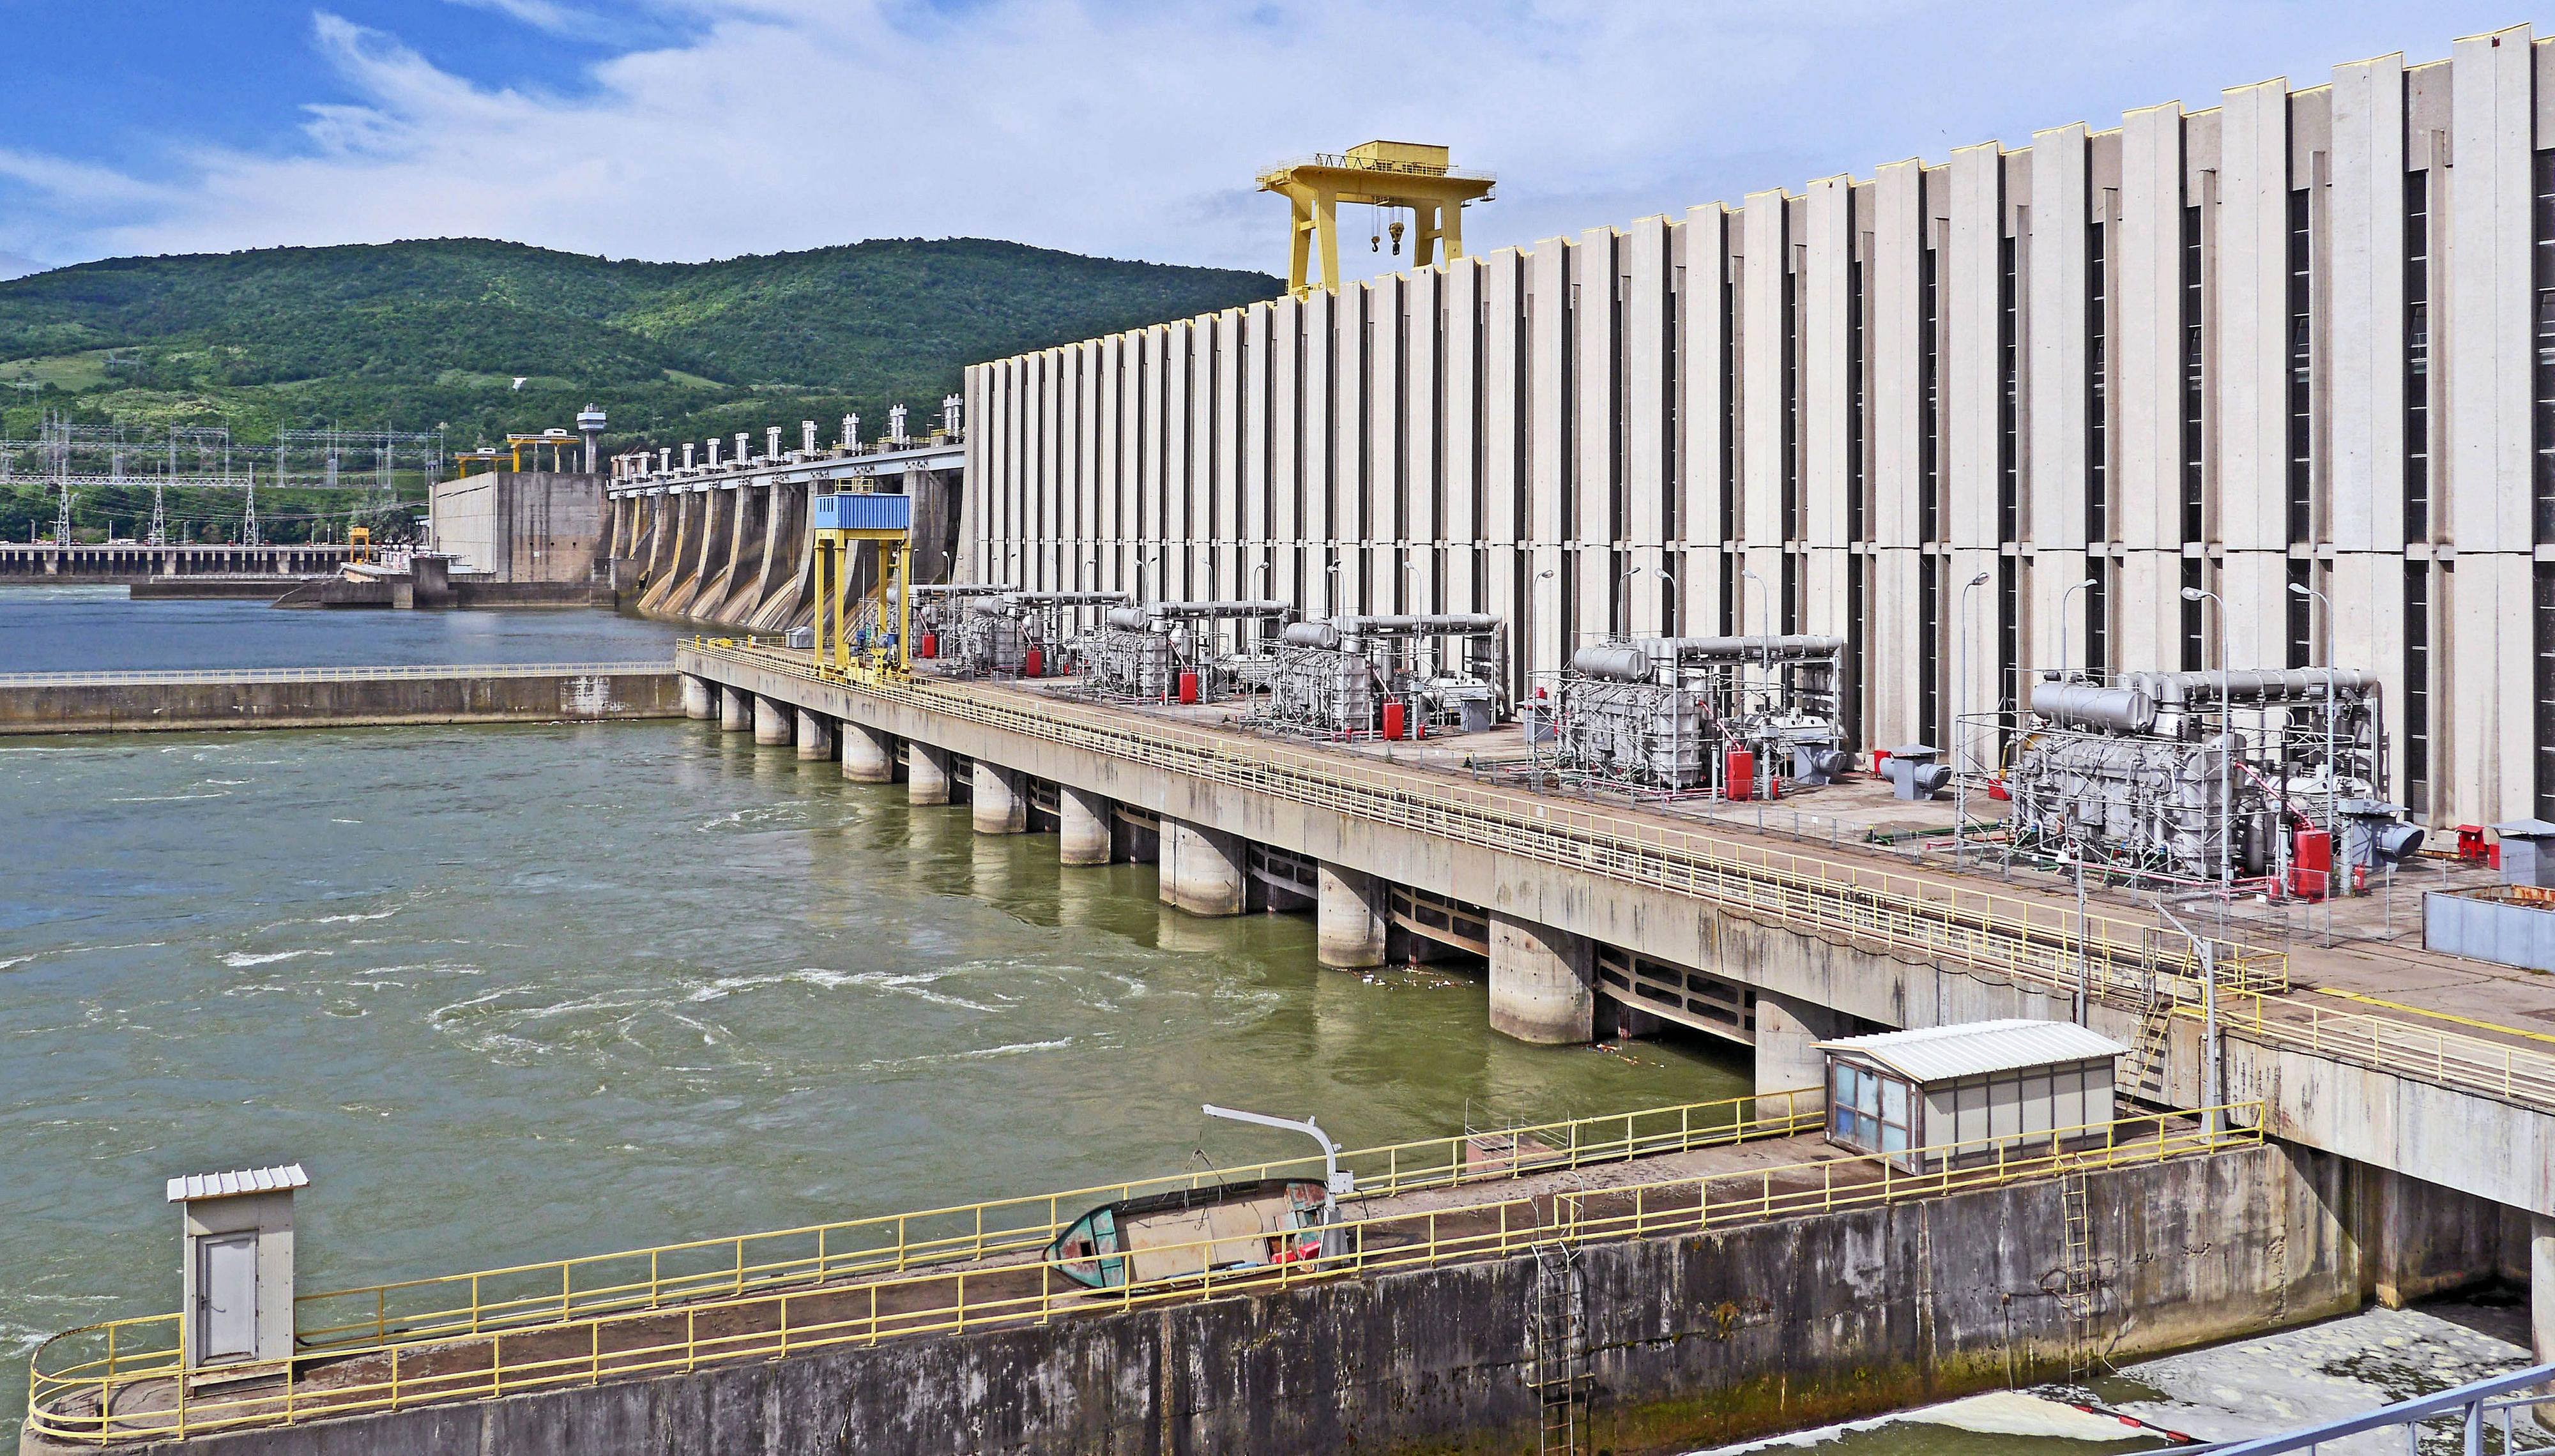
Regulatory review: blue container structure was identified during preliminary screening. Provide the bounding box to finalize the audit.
[812,492,912,532]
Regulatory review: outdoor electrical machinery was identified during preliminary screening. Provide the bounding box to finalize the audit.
[1997,667,2418,891]
[1089,600,1292,702]
[810,491,913,678]
[1262,613,1509,739]
[1536,635,1850,798]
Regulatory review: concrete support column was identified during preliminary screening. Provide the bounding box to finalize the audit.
[1160,819,1247,916]
[973,764,1028,834]
[795,708,833,761]
[2535,1216,2555,1433]
[753,694,794,746]
[907,745,951,806]
[1315,863,1387,968]
[719,684,752,732]
[843,723,896,783]
[680,674,713,720]
[1487,912,1594,1044]
[1058,785,1113,865]
[1753,991,1845,1098]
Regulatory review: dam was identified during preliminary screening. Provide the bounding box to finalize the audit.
[23,13,2555,1455]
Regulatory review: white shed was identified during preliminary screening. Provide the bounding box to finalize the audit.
[1815,1020,2126,1172]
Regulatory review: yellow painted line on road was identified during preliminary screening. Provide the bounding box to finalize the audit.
[2310,987,2555,1045]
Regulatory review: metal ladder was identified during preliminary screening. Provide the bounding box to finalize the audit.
[1529,1243,1589,1456]
[2058,1173,2109,1379]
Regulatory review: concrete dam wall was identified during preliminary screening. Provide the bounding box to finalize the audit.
[0,665,684,735]
[89,1143,2507,1456]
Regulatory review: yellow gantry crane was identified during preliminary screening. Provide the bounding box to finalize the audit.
[1256,140,1495,297]
[810,491,914,680]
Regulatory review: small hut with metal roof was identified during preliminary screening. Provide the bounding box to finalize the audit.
[1814,1020,2126,1172]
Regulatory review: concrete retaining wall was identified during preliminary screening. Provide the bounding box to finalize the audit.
[0,671,683,734]
[111,1144,2411,1456]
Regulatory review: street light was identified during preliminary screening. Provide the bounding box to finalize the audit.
[1953,570,1991,867]
[2182,584,2233,890]
[2057,576,2099,683]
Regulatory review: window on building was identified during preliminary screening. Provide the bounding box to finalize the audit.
[2535,151,2555,545]
[2406,171,2431,543]
[2180,558,2204,673]
[2406,563,2431,819]
[1921,232,1941,545]
[2084,560,2109,677]
[2538,566,2555,819]
[2181,204,2206,546]
[1781,551,1799,636]
[1919,556,1941,745]
[1831,1061,1912,1156]
[1782,248,1799,543]
[2287,188,2313,545]
[2287,559,2312,670]
[1849,252,1867,544]
[1997,557,2018,745]
[1999,232,2020,544]
[1721,254,1739,545]
[1847,554,1866,750]
[2087,219,2109,545]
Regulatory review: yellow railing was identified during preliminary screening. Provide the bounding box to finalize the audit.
[25,1103,2257,1446]
[27,1091,1816,1441]
[2200,991,2555,1110]
[690,641,2287,1008]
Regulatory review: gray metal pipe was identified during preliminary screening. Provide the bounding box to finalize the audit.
[1330,612,1503,636]
[1146,599,1292,620]
[1637,634,1845,662]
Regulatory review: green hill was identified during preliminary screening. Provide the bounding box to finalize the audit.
[0,236,1282,542]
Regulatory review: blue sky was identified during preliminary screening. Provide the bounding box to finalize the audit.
[0,1,2538,283]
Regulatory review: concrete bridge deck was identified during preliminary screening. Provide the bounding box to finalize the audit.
[0,662,683,734]
[672,642,2555,1237]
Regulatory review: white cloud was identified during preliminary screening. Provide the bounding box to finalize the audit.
[441,0,604,38]
[0,0,2533,281]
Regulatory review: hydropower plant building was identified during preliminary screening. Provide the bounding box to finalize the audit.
[963,22,2555,832]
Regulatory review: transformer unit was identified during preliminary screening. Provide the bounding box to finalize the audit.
[908,583,1016,663]
[1261,614,1508,738]
[1536,635,1850,796]
[1996,667,2419,890]
[1089,600,1292,702]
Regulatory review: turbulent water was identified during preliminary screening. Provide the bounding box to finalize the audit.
[0,589,1751,1439]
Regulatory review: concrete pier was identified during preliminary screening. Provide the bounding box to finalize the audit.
[1161,819,1247,916]
[753,695,794,746]
[681,674,713,720]
[795,708,833,761]
[1753,992,1849,1096]
[843,723,896,782]
[1058,785,1112,865]
[720,684,752,732]
[906,745,951,806]
[972,764,1027,835]
[1488,911,1594,1045]
[1316,863,1387,968]
[0,664,683,735]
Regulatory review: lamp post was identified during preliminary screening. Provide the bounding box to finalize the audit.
[2182,584,2233,891]
[1953,570,1991,868]
[1619,563,1644,640]
[2289,579,2342,913]
[2057,575,2098,683]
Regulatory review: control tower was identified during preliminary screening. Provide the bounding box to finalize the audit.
[576,403,607,474]
[1256,141,1495,297]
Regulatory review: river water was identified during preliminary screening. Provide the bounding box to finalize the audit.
[0,588,2535,1452]
[0,587,1753,1440]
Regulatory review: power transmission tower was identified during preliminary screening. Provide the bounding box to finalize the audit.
[242,465,259,547]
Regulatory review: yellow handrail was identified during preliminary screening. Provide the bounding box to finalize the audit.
[24,1103,2257,1446]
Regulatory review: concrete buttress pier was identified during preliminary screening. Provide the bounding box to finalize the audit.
[973,764,1027,835]
[719,685,751,732]
[794,708,833,761]
[1058,785,1113,865]
[906,745,952,806]
[680,674,713,720]
[1316,863,1388,968]
[843,723,896,782]
[752,695,793,747]
[1161,819,1247,916]
[1490,911,1595,1044]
